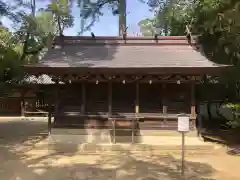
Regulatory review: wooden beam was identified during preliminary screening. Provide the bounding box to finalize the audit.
[81,83,86,114]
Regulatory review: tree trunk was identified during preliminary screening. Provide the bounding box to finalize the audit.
[31,0,36,17]
[20,0,36,61]
[20,32,30,61]
[118,0,126,36]
[57,16,63,36]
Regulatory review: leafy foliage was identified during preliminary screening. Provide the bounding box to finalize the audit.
[139,0,240,72]
[0,27,23,83]
[139,0,194,36]
[46,0,74,35]
[138,0,240,127]
[77,0,121,33]
[77,0,172,33]
[138,18,157,36]
[0,0,74,88]
[224,103,240,128]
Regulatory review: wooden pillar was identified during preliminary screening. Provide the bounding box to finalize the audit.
[135,83,139,114]
[113,118,116,144]
[47,86,54,135]
[48,103,52,135]
[33,91,37,112]
[191,82,196,129]
[108,82,112,116]
[191,83,196,116]
[162,84,168,122]
[20,98,25,117]
[81,83,86,114]
[54,80,60,114]
[132,83,139,144]
[20,89,26,117]
[48,80,59,135]
[108,82,115,143]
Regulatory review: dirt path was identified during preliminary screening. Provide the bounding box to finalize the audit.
[0,119,240,180]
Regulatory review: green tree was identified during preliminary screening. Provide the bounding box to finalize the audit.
[139,0,194,36]
[0,0,74,86]
[77,0,125,34]
[77,0,167,35]
[138,18,157,36]
[139,0,240,68]
[138,0,240,127]
[0,27,23,83]
[46,0,74,36]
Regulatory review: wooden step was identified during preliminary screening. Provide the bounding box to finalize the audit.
[41,139,222,155]
[51,128,198,136]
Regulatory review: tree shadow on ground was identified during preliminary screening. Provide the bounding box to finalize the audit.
[0,144,218,180]
[0,148,217,180]
[1,145,218,179]
[1,119,86,155]
[0,119,218,180]
[201,124,240,156]
[90,150,216,180]
[227,147,240,156]
[198,115,240,157]
[0,120,48,146]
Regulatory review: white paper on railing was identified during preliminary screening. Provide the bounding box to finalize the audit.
[178,116,190,132]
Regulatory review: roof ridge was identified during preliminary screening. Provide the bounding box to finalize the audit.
[56,35,191,40]
[53,35,197,47]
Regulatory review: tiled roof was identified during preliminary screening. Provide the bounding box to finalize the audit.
[25,36,229,70]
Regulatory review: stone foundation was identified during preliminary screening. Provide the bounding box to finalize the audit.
[50,128,203,145]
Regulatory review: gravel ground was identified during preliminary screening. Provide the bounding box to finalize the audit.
[0,119,240,180]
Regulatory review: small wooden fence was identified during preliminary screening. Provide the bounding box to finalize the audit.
[0,97,50,116]
[0,98,21,115]
[24,99,50,117]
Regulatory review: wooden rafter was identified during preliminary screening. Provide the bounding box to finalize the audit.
[33,73,203,84]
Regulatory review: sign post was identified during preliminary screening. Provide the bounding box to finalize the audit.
[177,113,190,177]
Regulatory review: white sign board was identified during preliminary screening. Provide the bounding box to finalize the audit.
[178,115,190,132]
